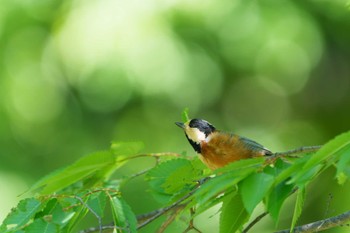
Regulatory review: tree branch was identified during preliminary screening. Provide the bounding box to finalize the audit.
[274,146,322,157]
[137,184,201,229]
[275,210,350,233]
[242,211,269,233]
[79,178,208,233]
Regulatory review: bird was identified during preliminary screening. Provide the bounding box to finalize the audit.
[175,119,273,170]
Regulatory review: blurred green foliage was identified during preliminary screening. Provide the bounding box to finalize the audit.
[1,0,350,232]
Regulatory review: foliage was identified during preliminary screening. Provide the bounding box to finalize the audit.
[1,130,350,232]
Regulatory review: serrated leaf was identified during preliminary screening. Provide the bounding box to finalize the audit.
[194,195,226,218]
[50,202,75,227]
[289,165,323,186]
[240,172,274,214]
[288,131,350,187]
[146,159,198,203]
[193,165,257,206]
[264,158,291,177]
[220,191,249,233]
[290,186,306,232]
[273,154,312,185]
[30,151,115,194]
[110,197,137,233]
[303,131,350,171]
[63,202,89,233]
[59,194,89,232]
[87,192,107,218]
[35,198,58,219]
[2,198,43,231]
[163,161,200,194]
[266,181,294,222]
[336,145,350,182]
[214,157,264,174]
[111,141,144,159]
[25,218,58,233]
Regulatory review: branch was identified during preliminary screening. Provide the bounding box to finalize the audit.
[242,211,269,233]
[117,152,181,163]
[74,195,102,233]
[274,146,322,157]
[137,184,201,229]
[275,210,350,233]
[80,178,208,233]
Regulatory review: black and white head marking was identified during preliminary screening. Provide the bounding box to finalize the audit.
[183,119,216,153]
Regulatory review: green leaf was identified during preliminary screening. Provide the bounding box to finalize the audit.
[30,151,115,194]
[1,198,43,231]
[63,200,89,233]
[50,202,75,227]
[290,186,306,232]
[303,131,350,171]
[28,141,143,194]
[163,162,201,194]
[146,159,199,203]
[25,219,58,233]
[194,195,226,218]
[273,154,312,185]
[289,165,323,186]
[34,198,75,229]
[181,108,190,122]
[87,191,107,218]
[239,172,274,214]
[336,172,348,185]
[220,191,249,233]
[214,157,264,174]
[111,141,144,159]
[193,165,257,206]
[110,197,137,233]
[192,158,264,205]
[56,194,90,232]
[266,181,294,222]
[336,145,350,184]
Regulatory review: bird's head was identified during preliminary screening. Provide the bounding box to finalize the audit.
[176,119,216,152]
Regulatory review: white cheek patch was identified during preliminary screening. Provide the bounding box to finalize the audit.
[186,128,206,143]
[205,134,213,143]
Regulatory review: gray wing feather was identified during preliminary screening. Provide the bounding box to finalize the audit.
[239,136,273,156]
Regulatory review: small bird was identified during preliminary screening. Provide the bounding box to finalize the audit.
[176,119,273,170]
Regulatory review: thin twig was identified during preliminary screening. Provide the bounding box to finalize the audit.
[137,184,202,229]
[157,205,186,233]
[78,225,115,233]
[242,211,269,233]
[275,210,350,233]
[74,195,102,233]
[125,167,152,181]
[274,146,322,157]
[324,193,333,218]
[183,207,202,233]
[117,152,181,163]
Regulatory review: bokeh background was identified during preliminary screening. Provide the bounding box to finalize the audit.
[1,0,350,232]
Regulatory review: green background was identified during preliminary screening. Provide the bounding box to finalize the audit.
[1,0,350,232]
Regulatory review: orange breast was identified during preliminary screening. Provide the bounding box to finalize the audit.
[200,132,264,170]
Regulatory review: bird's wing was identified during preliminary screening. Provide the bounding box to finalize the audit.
[239,136,273,156]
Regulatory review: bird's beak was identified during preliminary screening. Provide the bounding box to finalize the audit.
[175,122,185,129]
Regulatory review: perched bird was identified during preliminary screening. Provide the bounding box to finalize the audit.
[176,119,272,170]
